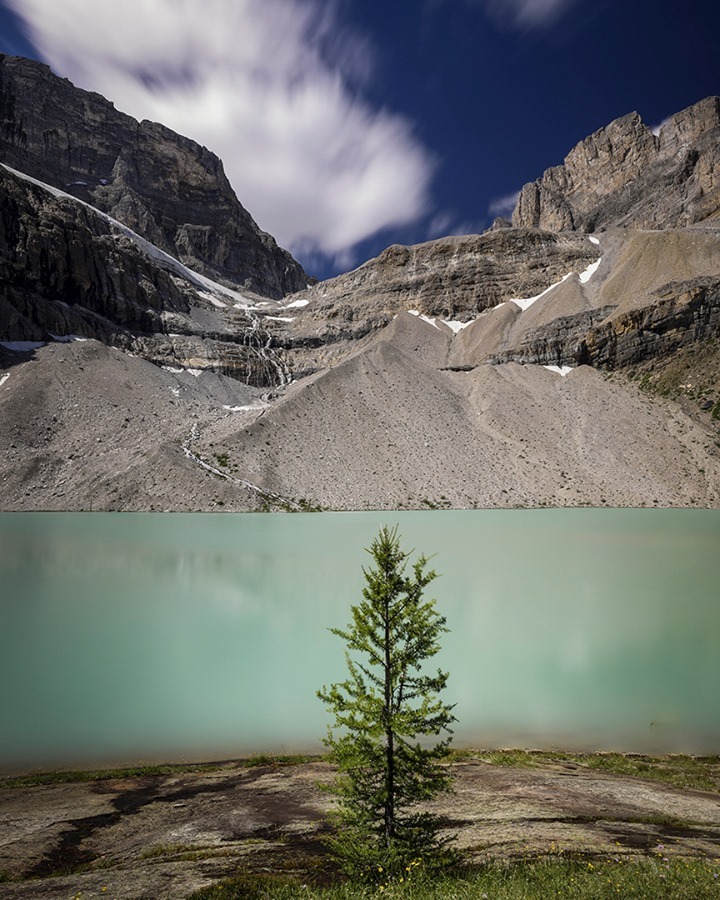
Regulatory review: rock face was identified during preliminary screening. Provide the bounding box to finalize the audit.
[0,53,309,298]
[461,229,720,371]
[512,97,720,233]
[580,277,720,370]
[2,72,720,512]
[0,165,292,387]
[283,228,600,373]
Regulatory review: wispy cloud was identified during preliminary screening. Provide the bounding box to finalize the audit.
[6,0,434,263]
[650,116,672,138]
[425,211,489,239]
[488,190,520,218]
[426,212,454,239]
[471,0,580,29]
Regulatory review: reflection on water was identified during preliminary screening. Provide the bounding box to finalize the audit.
[1,510,718,769]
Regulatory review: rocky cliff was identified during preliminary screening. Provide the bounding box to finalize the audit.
[282,228,600,373]
[0,164,292,386]
[1,75,720,512]
[0,53,309,299]
[512,97,720,233]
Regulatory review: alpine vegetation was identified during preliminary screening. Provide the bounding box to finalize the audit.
[317,526,456,882]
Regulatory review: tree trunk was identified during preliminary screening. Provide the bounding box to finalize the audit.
[384,588,395,846]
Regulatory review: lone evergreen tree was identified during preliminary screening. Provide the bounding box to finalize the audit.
[317,525,456,881]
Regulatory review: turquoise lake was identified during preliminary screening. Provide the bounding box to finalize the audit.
[1,509,718,770]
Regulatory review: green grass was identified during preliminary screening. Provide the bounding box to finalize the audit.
[576,752,720,791]
[6,750,718,792]
[3,754,318,787]
[140,843,244,862]
[448,749,720,793]
[188,858,720,898]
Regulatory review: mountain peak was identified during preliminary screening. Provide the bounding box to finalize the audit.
[0,52,310,299]
[512,96,720,233]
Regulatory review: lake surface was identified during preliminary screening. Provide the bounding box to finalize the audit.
[1,509,718,770]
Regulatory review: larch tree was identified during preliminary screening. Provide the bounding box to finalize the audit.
[317,525,456,881]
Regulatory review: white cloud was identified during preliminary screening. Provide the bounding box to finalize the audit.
[650,116,672,138]
[474,0,579,29]
[426,211,454,239]
[426,212,488,239]
[7,0,434,262]
[488,189,520,218]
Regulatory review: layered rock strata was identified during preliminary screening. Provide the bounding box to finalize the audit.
[0,165,290,387]
[0,53,309,298]
[281,228,720,377]
[512,97,720,233]
[283,228,600,374]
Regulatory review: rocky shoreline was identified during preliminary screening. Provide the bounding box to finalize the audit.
[1,753,719,899]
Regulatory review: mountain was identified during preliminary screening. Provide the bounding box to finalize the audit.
[512,97,720,232]
[0,162,295,386]
[1,62,719,511]
[0,54,309,299]
[0,52,314,386]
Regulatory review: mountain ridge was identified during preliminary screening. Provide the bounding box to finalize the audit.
[0,52,310,299]
[1,62,719,511]
[512,96,720,233]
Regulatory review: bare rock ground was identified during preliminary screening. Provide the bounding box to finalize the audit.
[215,327,719,510]
[2,319,720,511]
[1,760,719,899]
[0,340,276,511]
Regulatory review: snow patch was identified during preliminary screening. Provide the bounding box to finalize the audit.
[284,298,310,309]
[544,365,573,376]
[49,334,88,343]
[589,236,600,246]
[264,316,295,323]
[408,310,439,329]
[1,163,254,309]
[442,319,473,333]
[223,403,270,412]
[509,273,572,311]
[0,373,9,387]
[579,258,601,284]
[162,365,203,377]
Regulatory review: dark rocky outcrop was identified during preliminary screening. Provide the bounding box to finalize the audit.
[483,307,617,368]
[283,228,600,373]
[0,53,309,299]
[579,277,720,370]
[512,97,720,233]
[0,165,290,387]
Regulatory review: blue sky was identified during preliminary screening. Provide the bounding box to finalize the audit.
[0,0,718,280]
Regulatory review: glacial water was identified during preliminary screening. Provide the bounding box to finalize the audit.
[1,509,718,770]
